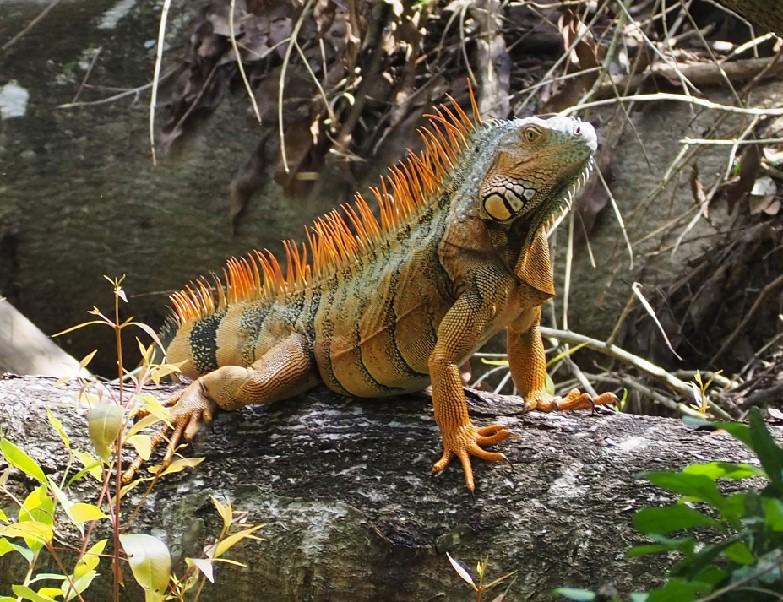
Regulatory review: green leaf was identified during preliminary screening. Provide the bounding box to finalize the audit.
[717,492,748,524]
[72,450,102,482]
[723,541,754,565]
[11,585,57,602]
[126,435,152,461]
[69,503,108,526]
[87,403,123,459]
[46,408,70,449]
[626,537,695,558]
[544,373,555,396]
[64,569,98,601]
[152,456,204,477]
[0,439,46,483]
[682,462,764,481]
[0,509,7,522]
[748,408,783,491]
[647,578,712,602]
[633,505,721,535]
[120,534,171,596]
[643,471,725,508]
[73,538,106,579]
[762,497,783,531]
[714,420,753,448]
[0,521,53,545]
[552,588,595,601]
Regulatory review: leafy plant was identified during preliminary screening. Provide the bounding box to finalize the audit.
[447,553,517,602]
[556,408,783,601]
[0,276,261,601]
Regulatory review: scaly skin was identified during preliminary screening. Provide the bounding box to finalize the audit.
[128,102,617,491]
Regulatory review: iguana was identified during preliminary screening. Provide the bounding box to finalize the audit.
[130,93,616,491]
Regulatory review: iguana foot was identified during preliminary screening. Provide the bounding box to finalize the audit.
[432,423,510,492]
[122,380,216,483]
[526,388,617,413]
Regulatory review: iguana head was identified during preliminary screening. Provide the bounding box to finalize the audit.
[478,116,596,233]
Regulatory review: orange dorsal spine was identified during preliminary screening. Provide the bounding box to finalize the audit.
[170,90,482,326]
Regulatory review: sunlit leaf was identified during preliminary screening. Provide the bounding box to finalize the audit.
[79,349,98,369]
[0,538,16,556]
[73,539,107,579]
[214,525,263,558]
[642,471,724,508]
[68,503,108,526]
[120,533,171,599]
[132,322,165,354]
[682,462,764,481]
[64,570,98,602]
[52,321,105,338]
[189,558,215,583]
[211,496,232,532]
[46,409,70,449]
[446,552,475,589]
[0,439,46,483]
[134,393,172,424]
[73,451,102,482]
[87,403,123,459]
[11,585,57,602]
[126,435,152,460]
[153,457,204,477]
[0,521,53,545]
[126,413,162,439]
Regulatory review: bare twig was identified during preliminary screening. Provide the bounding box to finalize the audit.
[149,0,173,166]
[710,273,783,365]
[1,0,63,51]
[539,326,732,419]
[561,92,783,117]
[230,0,262,125]
[279,0,315,173]
[71,47,102,104]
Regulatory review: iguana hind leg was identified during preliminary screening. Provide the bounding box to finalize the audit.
[507,307,617,412]
[124,333,319,482]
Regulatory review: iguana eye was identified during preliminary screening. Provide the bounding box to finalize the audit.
[522,126,542,143]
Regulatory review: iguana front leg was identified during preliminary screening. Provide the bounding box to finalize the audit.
[507,306,617,411]
[124,333,319,482]
[428,279,512,491]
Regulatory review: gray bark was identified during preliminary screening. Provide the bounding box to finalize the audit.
[0,375,767,601]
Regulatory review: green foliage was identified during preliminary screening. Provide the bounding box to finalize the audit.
[0,276,262,601]
[556,408,783,601]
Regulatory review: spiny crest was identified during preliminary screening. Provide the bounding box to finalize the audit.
[170,89,483,325]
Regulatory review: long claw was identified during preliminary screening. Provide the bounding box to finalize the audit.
[467,446,506,463]
[456,450,475,492]
[432,449,453,474]
[476,429,509,446]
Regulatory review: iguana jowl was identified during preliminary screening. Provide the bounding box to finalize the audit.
[134,95,616,491]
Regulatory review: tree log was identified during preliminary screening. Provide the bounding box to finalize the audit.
[0,375,768,600]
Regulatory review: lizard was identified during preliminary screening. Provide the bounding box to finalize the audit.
[129,91,617,491]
